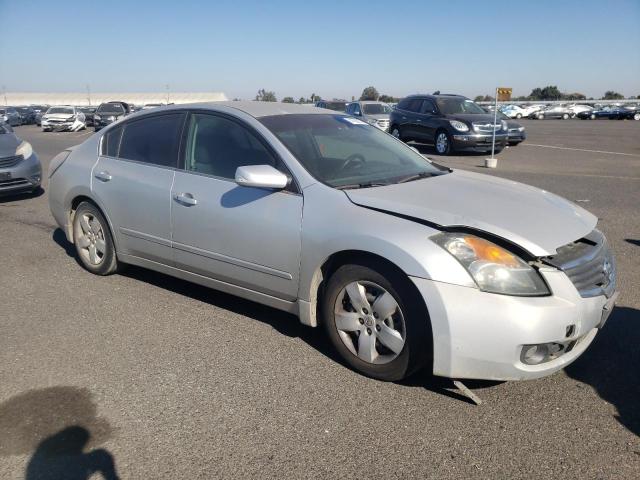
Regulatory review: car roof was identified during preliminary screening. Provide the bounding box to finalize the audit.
[150,101,338,118]
[405,94,466,100]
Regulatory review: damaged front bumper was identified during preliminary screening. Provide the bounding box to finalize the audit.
[42,119,86,132]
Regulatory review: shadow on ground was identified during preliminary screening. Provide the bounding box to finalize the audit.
[0,187,44,204]
[566,306,640,437]
[0,386,119,479]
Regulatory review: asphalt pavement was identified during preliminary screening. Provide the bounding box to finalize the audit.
[1,120,639,479]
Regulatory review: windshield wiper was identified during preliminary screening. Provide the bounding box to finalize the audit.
[334,181,390,190]
[396,172,441,183]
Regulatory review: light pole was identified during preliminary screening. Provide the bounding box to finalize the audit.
[1,86,7,106]
[166,84,170,104]
[86,84,91,106]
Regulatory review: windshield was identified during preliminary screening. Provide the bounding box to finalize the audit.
[97,103,126,114]
[363,103,392,115]
[17,107,32,113]
[47,107,74,115]
[436,97,486,115]
[260,114,447,188]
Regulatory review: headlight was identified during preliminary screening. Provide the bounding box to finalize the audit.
[16,141,33,159]
[94,114,102,120]
[2,115,7,121]
[67,116,76,122]
[501,120,508,131]
[432,233,550,296]
[449,120,469,132]
[518,126,525,132]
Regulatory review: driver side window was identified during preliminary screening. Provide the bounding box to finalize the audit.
[185,114,278,180]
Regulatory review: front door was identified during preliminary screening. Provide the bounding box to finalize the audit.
[171,112,303,300]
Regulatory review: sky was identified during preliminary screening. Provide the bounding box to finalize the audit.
[1,0,639,100]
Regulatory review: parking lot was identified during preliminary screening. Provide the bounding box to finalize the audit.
[1,120,639,478]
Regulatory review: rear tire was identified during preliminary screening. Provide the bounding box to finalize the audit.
[634,113,640,121]
[322,263,431,381]
[72,202,119,276]
[562,113,569,120]
[515,113,522,119]
[537,114,544,120]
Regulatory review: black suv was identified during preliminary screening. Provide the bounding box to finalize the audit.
[93,101,132,131]
[389,94,508,155]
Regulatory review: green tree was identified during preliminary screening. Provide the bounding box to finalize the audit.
[564,92,586,100]
[379,94,397,103]
[359,86,379,101]
[297,97,307,104]
[602,90,624,100]
[474,95,485,102]
[255,89,277,102]
[282,97,295,103]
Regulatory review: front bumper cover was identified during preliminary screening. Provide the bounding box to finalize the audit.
[412,267,618,381]
[452,133,508,151]
[0,153,42,195]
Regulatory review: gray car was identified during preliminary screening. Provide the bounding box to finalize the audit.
[48,102,618,383]
[0,122,42,195]
[345,101,392,131]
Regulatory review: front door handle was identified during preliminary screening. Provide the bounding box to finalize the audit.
[94,171,112,182]
[174,192,198,206]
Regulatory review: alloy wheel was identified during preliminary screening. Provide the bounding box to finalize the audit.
[76,212,106,265]
[436,133,449,154]
[334,281,406,365]
[391,128,400,139]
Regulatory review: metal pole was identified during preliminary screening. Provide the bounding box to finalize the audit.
[1,86,6,106]
[86,84,91,106]
[491,87,498,159]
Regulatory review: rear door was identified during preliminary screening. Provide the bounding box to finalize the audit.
[170,112,303,300]
[397,98,424,139]
[91,112,186,265]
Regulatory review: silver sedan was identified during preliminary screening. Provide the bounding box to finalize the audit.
[48,102,618,382]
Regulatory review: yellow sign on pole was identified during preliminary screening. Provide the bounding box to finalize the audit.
[497,87,512,102]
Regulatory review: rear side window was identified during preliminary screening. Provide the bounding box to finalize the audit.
[102,125,123,157]
[119,114,184,167]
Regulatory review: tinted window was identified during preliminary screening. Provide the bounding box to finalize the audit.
[436,97,486,114]
[102,125,123,157]
[396,99,410,110]
[185,114,277,179]
[119,114,184,167]
[352,104,362,115]
[363,103,391,114]
[405,99,423,112]
[421,100,437,114]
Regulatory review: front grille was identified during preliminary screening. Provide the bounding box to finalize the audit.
[473,122,501,133]
[543,230,616,298]
[0,155,22,168]
[508,128,520,133]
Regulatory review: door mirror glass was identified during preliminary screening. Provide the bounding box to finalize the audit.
[235,164,289,189]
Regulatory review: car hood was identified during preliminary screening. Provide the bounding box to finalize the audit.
[447,113,502,125]
[345,169,597,256]
[0,133,21,156]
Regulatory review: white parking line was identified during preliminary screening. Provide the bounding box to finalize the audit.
[523,143,640,157]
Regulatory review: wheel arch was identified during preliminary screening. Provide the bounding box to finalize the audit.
[68,195,119,252]
[301,249,432,335]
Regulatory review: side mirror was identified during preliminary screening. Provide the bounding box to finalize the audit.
[235,165,289,189]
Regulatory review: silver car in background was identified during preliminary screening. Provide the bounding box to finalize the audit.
[0,122,42,195]
[48,102,617,382]
[41,106,86,132]
[345,101,392,131]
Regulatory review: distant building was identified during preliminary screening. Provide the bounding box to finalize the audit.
[3,91,228,106]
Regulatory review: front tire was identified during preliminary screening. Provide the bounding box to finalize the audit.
[390,126,404,142]
[515,113,522,119]
[434,130,452,155]
[562,113,570,120]
[322,263,431,381]
[72,202,119,276]
[634,113,640,121]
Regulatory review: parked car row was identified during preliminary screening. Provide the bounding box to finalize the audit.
[500,103,640,121]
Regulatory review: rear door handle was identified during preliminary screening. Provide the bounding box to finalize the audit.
[94,171,112,182]
[174,192,198,206]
